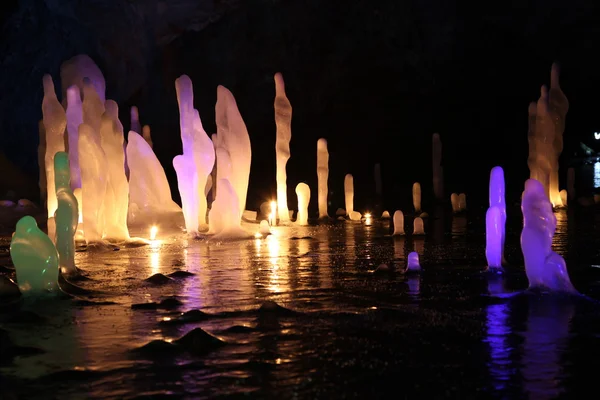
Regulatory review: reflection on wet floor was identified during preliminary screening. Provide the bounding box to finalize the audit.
[2,209,600,399]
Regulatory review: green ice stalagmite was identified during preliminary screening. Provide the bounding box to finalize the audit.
[10,216,59,295]
[54,151,79,275]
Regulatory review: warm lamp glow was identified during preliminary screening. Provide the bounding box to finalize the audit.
[268,200,277,226]
[364,212,372,225]
[150,225,158,241]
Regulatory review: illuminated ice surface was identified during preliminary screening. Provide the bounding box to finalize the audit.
[458,193,466,211]
[349,211,362,221]
[486,166,506,272]
[407,251,421,272]
[60,54,106,104]
[65,85,83,190]
[413,217,425,235]
[274,73,292,223]
[317,138,329,219]
[412,182,421,213]
[344,174,354,216]
[520,179,576,293]
[207,179,250,240]
[295,183,310,226]
[54,152,78,276]
[450,193,460,213]
[392,210,405,235]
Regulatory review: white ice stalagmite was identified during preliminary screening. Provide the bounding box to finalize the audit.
[207,179,249,240]
[274,72,292,223]
[173,155,199,236]
[65,85,83,190]
[60,54,106,105]
[413,217,425,235]
[143,125,153,148]
[317,138,329,219]
[485,166,506,273]
[99,101,130,241]
[295,183,310,226]
[406,252,421,272]
[126,131,181,221]
[432,133,444,201]
[450,193,460,213]
[78,123,107,243]
[392,210,405,235]
[458,193,467,211]
[520,179,577,293]
[215,85,251,216]
[54,152,78,276]
[82,78,105,135]
[344,174,354,216]
[42,75,67,222]
[412,182,421,213]
[130,106,141,134]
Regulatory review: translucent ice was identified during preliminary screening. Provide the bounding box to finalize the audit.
[274,73,292,223]
[349,211,362,221]
[208,179,249,240]
[412,182,421,213]
[548,64,569,207]
[100,101,130,241]
[392,210,405,235]
[317,138,329,219]
[560,189,567,207]
[60,55,106,104]
[82,79,105,135]
[143,125,153,148]
[432,133,444,201]
[215,85,251,216]
[406,252,421,272]
[520,179,577,293]
[10,216,59,295]
[413,217,425,235]
[344,174,354,216]
[458,193,467,211]
[65,85,83,190]
[486,166,506,273]
[130,106,141,134]
[295,183,310,226]
[381,210,390,219]
[173,154,199,236]
[450,193,460,213]
[54,152,78,275]
[42,74,67,220]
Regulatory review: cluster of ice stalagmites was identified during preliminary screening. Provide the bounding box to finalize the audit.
[527,63,569,207]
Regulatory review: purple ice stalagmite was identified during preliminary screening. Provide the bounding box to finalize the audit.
[485,166,506,273]
[65,85,83,191]
[520,179,577,293]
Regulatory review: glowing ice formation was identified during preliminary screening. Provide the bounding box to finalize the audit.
[381,210,390,219]
[143,125,153,148]
[173,155,199,236]
[60,55,106,104]
[54,152,78,275]
[451,193,460,213]
[100,101,130,241]
[10,216,59,295]
[413,217,425,235]
[259,220,271,236]
[208,179,249,239]
[458,193,467,211]
[78,123,107,242]
[42,74,67,219]
[432,133,444,201]
[412,182,421,213]
[560,189,567,207]
[407,252,421,272]
[274,73,292,223]
[317,138,329,219]
[520,179,577,293]
[215,85,251,216]
[130,106,141,134]
[127,131,181,217]
[344,174,354,216]
[548,64,569,207]
[486,167,506,272]
[349,211,362,221]
[392,210,405,235]
[295,183,310,226]
[65,85,83,190]
[82,79,105,135]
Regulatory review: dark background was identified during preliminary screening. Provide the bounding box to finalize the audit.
[1,0,599,214]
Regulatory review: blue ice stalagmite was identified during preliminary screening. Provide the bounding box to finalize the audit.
[208,179,250,240]
[520,179,577,293]
[10,216,59,296]
[54,152,78,276]
[486,166,506,273]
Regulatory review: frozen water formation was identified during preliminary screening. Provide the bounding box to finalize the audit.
[208,179,249,240]
[349,211,362,221]
[520,179,577,293]
[527,63,569,207]
[432,133,444,201]
[392,210,405,235]
[486,166,506,273]
[451,193,460,213]
[10,216,59,296]
[412,182,421,213]
[344,174,354,216]
[60,55,106,105]
[381,210,390,219]
[259,220,271,236]
[317,138,329,219]
[274,73,292,223]
[215,85,251,217]
[295,183,310,226]
[406,252,421,272]
[54,152,79,276]
[130,106,142,134]
[175,75,216,235]
[65,85,83,191]
[413,217,425,235]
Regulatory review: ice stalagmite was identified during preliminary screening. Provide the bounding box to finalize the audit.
[520,179,577,293]
[412,182,421,213]
[130,106,141,134]
[432,133,444,201]
[208,179,249,240]
[82,79,105,135]
[485,167,506,273]
[274,73,292,223]
[100,101,130,241]
[60,55,106,105]
[413,217,425,235]
[42,75,67,220]
[392,210,405,235]
[143,125,153,148]
[215,85,251,217]
[65,86,83,190]
[548,64,569,207]
[295,183,310,226]
[54,152,78,276]
[317,138,329,219]
[78,123,107,243]
[173,155,199,236]
[10,216,59,296]
[344,174,354,216]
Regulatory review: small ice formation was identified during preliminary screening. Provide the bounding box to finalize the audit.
[335,208,346,216]
[432,133,444,201]
[485,166,506,273]
[317,138,330,219]
[349,211,362,221]
[520,179,577,293]
[450,193,460,213]
[274,72,292,223]
[406,251,421,272]
[458,193,467,211]
[142,125,153,148]
[527,63,569,207]
[42,74,67,220]
[10,216,59,295]
[130,106,141,134]
[381,210,390,219]
[392,210,405,235]
[412,182,422,213]
[215,85,251,216]
[65,85,83,190]
[560,189,568,207]
[54,152,78,276]
[344,174,354,216]
[258,220,271,236]
[295,183,310,226]
[413,217,425,235]
[208,179,249,240]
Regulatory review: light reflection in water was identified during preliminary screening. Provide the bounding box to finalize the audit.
[413,238,424,255]
[150,250,160,275]
[406,275,420,298]
[484,279,512,391]
[594,161,600,188]
[393,237,405,263]
[451,216,468,237]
